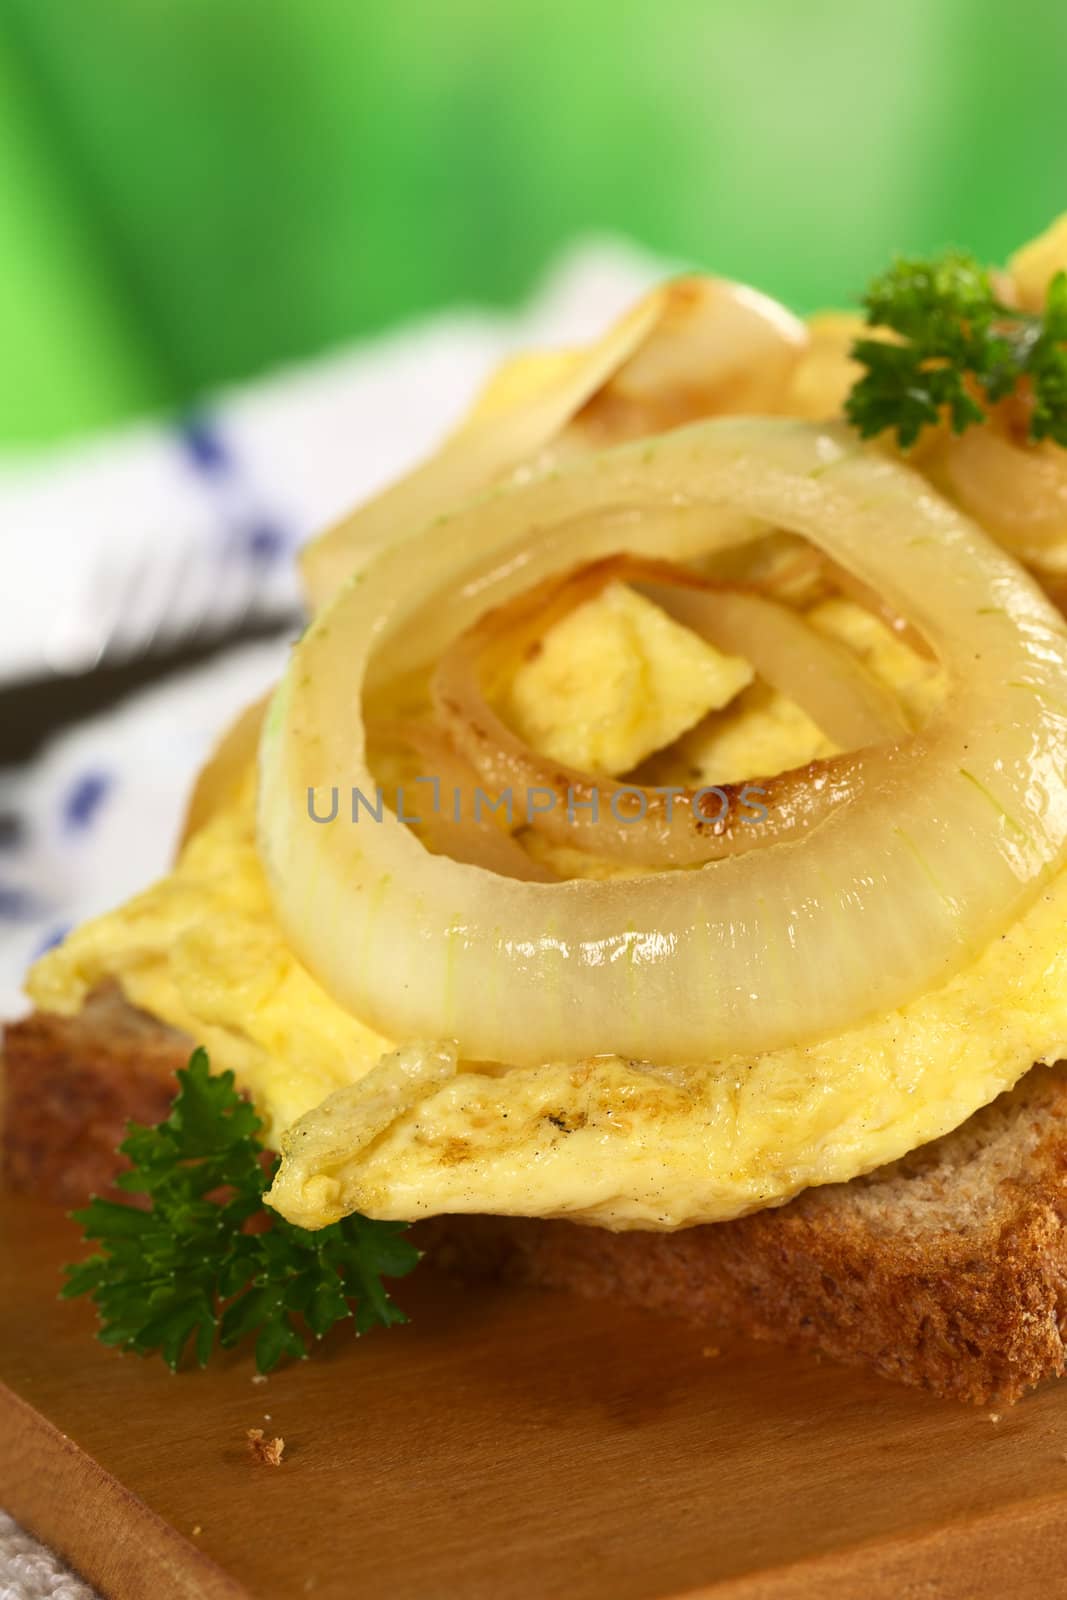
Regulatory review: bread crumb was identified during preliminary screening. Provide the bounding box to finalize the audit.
[251,1373,268,1385]
[701,1345,721,1359]
[987,1412,1002,1424]
[191,1526,202,1538]
[247,1427,285,1466]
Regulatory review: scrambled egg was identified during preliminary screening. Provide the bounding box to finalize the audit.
[28,773,390,1142]
[1011,213,1067,312]
[500,580,753,775]
[268,874,1067,1230]
[27,591,1066,1232]
[640,680,834,791]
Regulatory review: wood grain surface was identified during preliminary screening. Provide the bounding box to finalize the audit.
[3,1192,1067,1599]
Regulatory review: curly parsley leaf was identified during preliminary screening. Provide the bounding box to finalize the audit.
[62,1049,420,1373]
[845,251,1067,449]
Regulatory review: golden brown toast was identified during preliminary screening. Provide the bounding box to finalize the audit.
[4,992,1067,1405]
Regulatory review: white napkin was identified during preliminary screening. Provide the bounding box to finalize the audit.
[0,636,291,1019]
[0,1513,97,1599]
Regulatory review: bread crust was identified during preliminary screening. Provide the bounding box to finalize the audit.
[1,989,183,1205]
[4,993,1066,1404]
[429,1063,1067,1404]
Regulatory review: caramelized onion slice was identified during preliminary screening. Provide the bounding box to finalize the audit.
[935,418,1067,570]
[369,720,557,882]
[259,418,1067,1068]
[431,556,902,866]
[636,577,908,748]
[299,279,806,611]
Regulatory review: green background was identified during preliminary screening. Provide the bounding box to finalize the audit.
[3,0,1065,445]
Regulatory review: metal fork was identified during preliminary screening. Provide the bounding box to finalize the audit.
[1,537,303,769]
[43,531,304,677]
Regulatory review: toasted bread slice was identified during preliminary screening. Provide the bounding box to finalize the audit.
[3,993,1066,1404]
[0,988,182,1205]
[429,1062,1067,1405]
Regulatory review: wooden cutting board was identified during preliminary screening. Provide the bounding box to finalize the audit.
[3,1192,1067,1600]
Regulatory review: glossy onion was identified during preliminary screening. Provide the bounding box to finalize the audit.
[299,278,807,612]
[258,419,1067,1066]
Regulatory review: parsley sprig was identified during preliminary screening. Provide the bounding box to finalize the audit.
[845,251,1067,449]
[62,1050,420,1372]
